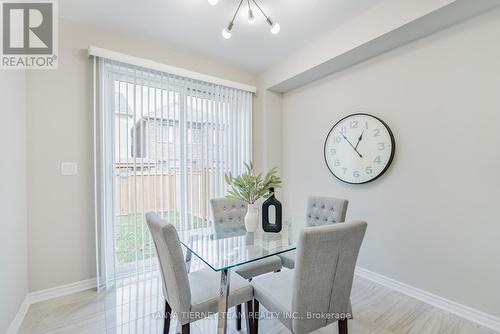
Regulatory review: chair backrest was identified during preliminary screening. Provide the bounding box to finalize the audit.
[210,197,247,227]
[145,212,191,314]
[305,196,348,226]
[291,221,367,334]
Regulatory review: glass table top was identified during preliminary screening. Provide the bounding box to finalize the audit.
[177,221,297,271]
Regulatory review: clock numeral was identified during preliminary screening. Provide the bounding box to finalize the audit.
[330,148,336,155]
[334,159,340,167]
[378,143,385,150]
[353,170,360,178]
[365,121,369,129]
[340,126,346,134]
[374,156,382,164]
[335,136,341,143]
[342,168,347,175]
[366,166,373,174]
[350,120,358,129]
[373,128,381,137]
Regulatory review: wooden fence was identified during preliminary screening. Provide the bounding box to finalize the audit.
[114,171,212,220]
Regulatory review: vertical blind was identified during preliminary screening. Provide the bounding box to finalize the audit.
[94,57,253,285]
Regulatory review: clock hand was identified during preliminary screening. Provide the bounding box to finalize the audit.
[341,134,363,158]
[355,131,364,150]
[341,134,356,148]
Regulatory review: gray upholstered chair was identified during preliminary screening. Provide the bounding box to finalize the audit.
[278,196,348,269]
[251,221,367,334]
[210,197,282,280]
[211,197,283,331]
[145,212,254,334]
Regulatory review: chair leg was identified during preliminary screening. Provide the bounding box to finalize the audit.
[236,304,242,331]
[245,300,254,334]
[254,299,260,334]
[338,319,348,334]
[181,323,190,334]
[164,300,171,334]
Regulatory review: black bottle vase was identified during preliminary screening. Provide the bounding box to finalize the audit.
[262,187,282,233]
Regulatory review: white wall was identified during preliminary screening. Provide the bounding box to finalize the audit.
[0,71,28,332]
[26,19,257,292]
[260,0,455,89]
[281,8,500,318]
[253,86,283,174]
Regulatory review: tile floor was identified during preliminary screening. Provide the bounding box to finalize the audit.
[18,269,498,334]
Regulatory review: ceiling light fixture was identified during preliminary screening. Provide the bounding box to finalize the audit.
[247,0,256,24]
[208,0,218,6]
[218,0,280,39]
[222,22,233,39]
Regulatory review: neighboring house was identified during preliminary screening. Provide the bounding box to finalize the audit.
[131,106,229,172]
[112,88,231,218]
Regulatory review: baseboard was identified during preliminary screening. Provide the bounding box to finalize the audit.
[355,266,500,332]
[7,278,97,333]
[28,278,97,304]
[6,296,30,334]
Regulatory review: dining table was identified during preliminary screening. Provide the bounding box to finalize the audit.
[176,220,297,334]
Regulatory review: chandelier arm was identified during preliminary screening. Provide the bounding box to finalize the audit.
[230,0,245,23]
[251,0,270,20]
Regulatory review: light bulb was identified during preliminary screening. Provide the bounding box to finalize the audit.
[208,0,218,6]
[222,28,232,39]
[270,22,280,34]
[222,22,233,39]
[248,9,256,24]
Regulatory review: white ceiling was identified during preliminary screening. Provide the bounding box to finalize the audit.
[60,0,383,72]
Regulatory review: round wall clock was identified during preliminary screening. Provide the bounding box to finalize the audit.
[324,113,395,184]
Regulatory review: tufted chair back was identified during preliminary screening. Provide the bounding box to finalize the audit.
[210,197,248,233]
[306,196,348,227]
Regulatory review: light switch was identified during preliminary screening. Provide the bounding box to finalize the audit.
[61,162,78,176]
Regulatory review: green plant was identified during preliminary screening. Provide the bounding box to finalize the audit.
[224,162,282,204]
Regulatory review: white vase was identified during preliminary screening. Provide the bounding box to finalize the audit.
[245,203,259,232]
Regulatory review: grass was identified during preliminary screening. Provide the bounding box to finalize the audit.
[114,211,209,265]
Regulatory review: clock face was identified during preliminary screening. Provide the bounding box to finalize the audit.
[324,113,395,184]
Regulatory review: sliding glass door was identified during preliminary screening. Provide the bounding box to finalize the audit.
[95,59,252,283]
